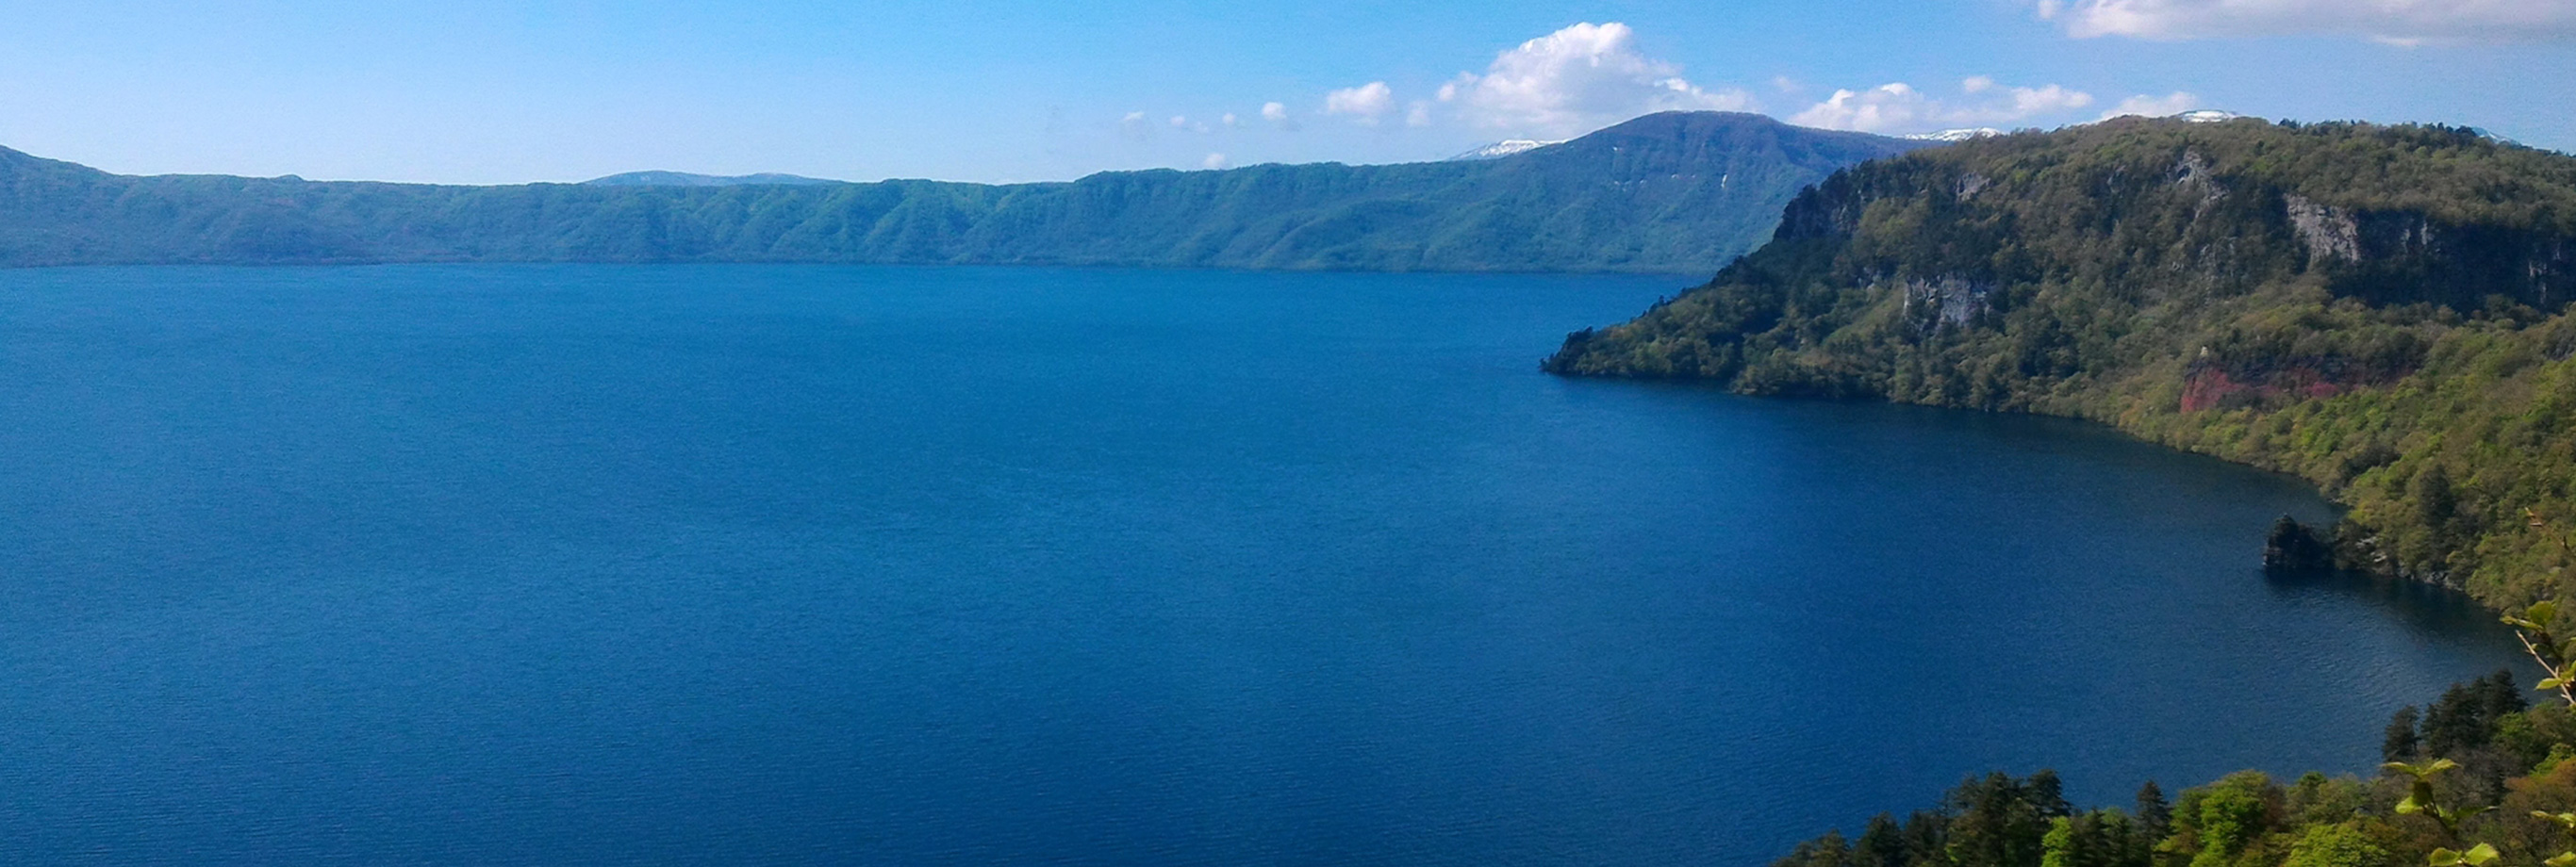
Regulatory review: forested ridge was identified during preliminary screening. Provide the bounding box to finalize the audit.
[0,112,1920,273]
[1547,117,2576,608]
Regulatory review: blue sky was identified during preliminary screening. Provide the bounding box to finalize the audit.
[0,0,2568,185]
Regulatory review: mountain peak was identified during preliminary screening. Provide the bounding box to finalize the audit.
[1529,111,1922,157]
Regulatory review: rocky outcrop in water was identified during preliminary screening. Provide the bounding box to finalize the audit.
[2262,516,2336,574]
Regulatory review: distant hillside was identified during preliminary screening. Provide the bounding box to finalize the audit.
[1546,117,2576,605]
[0,112,1924,272]
[583,171,842,187]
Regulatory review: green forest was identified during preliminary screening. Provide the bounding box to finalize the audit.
[1543,116,2576,867]
[1770,646,2576,867]
[0,111,1918,274]
[1548,117,2576,609]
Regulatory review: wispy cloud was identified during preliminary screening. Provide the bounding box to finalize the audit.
[2035,0,2576,42]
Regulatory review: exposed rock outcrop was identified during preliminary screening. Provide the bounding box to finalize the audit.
[1900,276,1990,331]
[2286,193,2361,265]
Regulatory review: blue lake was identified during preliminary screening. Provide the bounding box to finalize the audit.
[0,264,2527,865]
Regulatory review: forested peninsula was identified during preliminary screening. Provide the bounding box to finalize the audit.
[0,112,1918,273]
[1537,116,2576,867]
[1547,117,2576,610]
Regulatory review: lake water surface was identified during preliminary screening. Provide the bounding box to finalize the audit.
[0,265,2527,865]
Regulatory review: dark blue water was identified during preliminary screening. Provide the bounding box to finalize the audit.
[0,265,2525,865]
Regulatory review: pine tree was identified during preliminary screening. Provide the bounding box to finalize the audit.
[2032,770,2073,819]
[2384,706,2422,762]
[2134,781,2171,842]
[1857,814,1910,867]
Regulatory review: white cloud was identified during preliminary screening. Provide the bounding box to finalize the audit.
[1791,78,2095,134]
[2100,91,2201,120]
[1437,22,1755,136]
[1792,84,1934,135]
[1169,115,1188,128]
[2035,0,2576,42]
[1119,111,1153,140]
[1221,113,1241,127]
[1325,81,1398,123]
[1405,101,1433,127]
[1202,153,1229,170]
[2011,84,2094,114]
[1260,101,1297,130]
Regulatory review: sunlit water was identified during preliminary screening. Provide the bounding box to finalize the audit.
[0,265,2525,865]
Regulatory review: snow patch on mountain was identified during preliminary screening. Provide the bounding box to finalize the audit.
[1448,139,1566,160]
[1905,128,2006,142]
[2466,127,2527,148]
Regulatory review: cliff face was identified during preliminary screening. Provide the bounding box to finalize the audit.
[1548,118,2576,604]
[2311,207,2575,310]
[1746,122,2576,318]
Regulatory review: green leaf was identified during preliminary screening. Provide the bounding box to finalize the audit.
[2465,842,2500,865]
